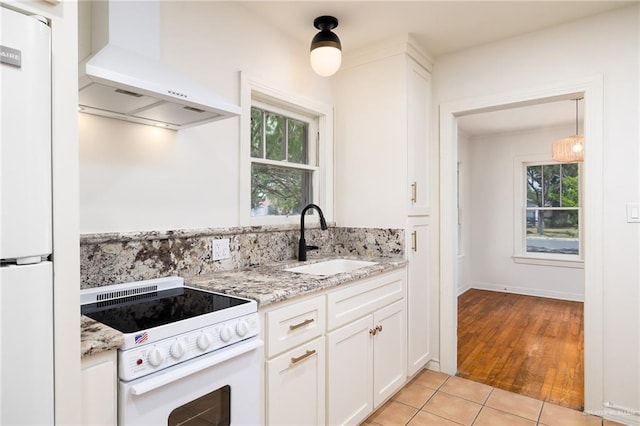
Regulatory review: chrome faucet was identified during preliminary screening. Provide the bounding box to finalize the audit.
[298,203,328,261]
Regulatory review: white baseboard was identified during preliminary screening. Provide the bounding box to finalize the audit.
[426,359,441,372]
[599,413,640,426]
[470,281,584,302]
[457,284,471,296]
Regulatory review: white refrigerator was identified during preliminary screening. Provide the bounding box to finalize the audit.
[0,6,54,425]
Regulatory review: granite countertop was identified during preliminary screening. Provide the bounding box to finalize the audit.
[81,315,125,358]
[80,256,407,358]
[184,256,407,307]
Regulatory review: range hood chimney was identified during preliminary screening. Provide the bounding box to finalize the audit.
[79,1,240,130]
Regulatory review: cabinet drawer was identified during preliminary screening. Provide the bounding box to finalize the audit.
[327,269,406,331]
[265,296,325,358]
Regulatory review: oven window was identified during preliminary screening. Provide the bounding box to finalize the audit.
[168,385,230,426]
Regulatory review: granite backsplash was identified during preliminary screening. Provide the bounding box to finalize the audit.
[80,225,404,288]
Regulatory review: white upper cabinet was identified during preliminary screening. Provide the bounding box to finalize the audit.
[407,58,431,216]
[334,39,432,227]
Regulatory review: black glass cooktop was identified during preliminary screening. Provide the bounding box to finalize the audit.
[81,287,249,333]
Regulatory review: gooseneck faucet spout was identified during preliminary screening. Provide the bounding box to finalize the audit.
[298,203,328,261]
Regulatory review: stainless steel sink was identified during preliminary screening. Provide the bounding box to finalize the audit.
[284,259,377,276]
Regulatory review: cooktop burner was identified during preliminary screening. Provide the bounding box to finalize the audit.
[81,287,250,333]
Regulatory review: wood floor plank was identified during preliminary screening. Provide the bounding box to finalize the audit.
[457,289,584,411]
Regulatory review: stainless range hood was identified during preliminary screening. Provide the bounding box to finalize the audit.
[78,1,240,130]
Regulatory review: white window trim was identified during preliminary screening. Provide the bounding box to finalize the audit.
[239,72,334,226]
[513,154,584,268]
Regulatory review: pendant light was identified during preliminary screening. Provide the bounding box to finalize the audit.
[552,98,584,163]
[310,16,342,77]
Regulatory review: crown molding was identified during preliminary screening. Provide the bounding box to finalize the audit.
[340,33,433,72]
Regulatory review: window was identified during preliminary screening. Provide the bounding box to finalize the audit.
[240,75,333,225]
[250,105,316,217]
[514,158,582,266]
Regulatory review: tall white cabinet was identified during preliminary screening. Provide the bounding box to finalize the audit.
[335,36,434,378]
[405,56,433,376]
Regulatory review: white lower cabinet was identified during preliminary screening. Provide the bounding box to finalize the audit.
[373,299,407,407]
[327,299,406,425]
[264,295,326,425]
[407,218,431,376]
[266,336,325,425]
[326,270,407,426]
[263,268,407,426]
[81,350,117,426]
[327,315,373,425]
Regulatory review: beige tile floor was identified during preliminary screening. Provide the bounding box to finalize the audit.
[363,370,626,426]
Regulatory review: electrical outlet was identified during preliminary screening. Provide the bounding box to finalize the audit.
[212,238,230,260]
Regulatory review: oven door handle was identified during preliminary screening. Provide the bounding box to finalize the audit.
[129,338,263,396]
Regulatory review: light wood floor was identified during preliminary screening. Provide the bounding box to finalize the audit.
[457,289,584,411]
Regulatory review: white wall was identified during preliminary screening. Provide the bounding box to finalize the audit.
[79,2,332,233]
[462,125,584,301]
[433,4,639,418]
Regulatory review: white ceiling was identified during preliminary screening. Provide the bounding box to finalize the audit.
[457,98,585,136]
[240,1,632,57]
[240,1,627,135]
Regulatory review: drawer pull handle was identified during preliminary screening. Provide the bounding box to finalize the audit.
[411,231,417,252]
[289,318,314,331]
[411,182,417,203]
[291,349,316,364]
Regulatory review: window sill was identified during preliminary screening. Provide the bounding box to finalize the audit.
[512,255,584,269]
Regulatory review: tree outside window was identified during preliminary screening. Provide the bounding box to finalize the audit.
[525,163,580,255]
[250,106,314,217]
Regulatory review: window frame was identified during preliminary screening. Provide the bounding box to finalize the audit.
[240,73,333,226]
[513,155,584,268]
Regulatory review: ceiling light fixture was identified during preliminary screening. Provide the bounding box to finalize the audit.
[552,98,584,163]
[310,16,342,77]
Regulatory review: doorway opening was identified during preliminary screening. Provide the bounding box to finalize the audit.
[454,98,586,409]
[438,77,604,414]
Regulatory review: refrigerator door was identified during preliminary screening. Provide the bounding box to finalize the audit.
[0,7,52,262]
[0,261,54,424]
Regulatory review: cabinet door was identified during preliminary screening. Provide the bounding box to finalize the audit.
[373,299,407,407]
[81,351,117,426]
[407,58,431,216]
[407,219,431,376]
[327,315,373,426]
[266,337,325,426]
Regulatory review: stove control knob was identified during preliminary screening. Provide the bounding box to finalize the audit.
[236,319,249,337]
[170,340,186,359]
[220,325,234,343]
[197,333,213,350]
[147,347,164,367]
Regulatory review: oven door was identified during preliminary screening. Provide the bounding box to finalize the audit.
[119,338,263,426]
